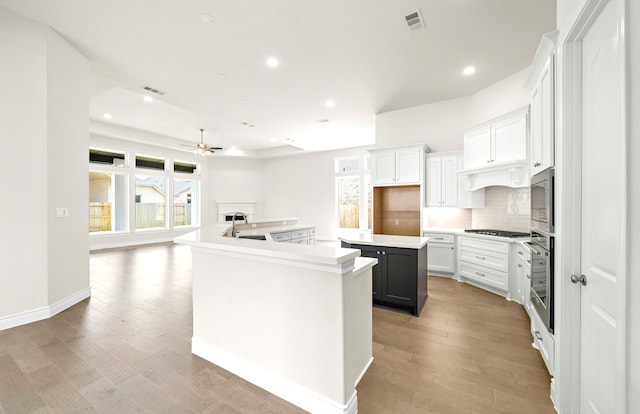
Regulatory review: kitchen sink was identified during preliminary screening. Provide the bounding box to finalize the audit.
[237,234,267,240]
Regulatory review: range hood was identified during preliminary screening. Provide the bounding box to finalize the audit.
[459,160,529,191]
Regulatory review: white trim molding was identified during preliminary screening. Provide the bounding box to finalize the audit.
[0,287,91,331]
[192,338,359,414]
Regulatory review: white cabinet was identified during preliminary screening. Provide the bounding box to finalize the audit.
[370,146,425,186]
[531,308,555,375]
[463,127,491,169]
[424,233,455,274]
[463,108,528,170]
[457,236,510,293]
[270,227,316,245]
[426,151,484,208]
[512,242,531,305]
[526,31,557,176]
[426,155,458,206]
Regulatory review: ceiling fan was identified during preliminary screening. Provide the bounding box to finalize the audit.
[182,129,223,156]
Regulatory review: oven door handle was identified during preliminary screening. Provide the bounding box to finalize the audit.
[525,242,549,257]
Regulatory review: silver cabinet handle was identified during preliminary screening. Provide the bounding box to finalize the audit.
[526,274,531,279]
[475,272,486,277]
[382,251,386,255]
[518,251,523,256]
[475,255,485,260]
[517,264,522,268]
[434,237,444,240]
[535,331,543,341]
[534,162,541,167]
[451,246,454,250]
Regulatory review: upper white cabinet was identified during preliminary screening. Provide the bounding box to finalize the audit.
[525,31,558,176]
[426,151,484,208]
[460,107,530,191]
[463,107,528,170]
[370,145,426,186]
[426,154,458,206]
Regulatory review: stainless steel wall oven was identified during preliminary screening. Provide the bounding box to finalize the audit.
[530,168,555,233]
[528,231,554,333]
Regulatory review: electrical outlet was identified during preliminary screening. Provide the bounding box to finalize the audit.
[395,219,400,225]
[56,207,69,218]
[252,223,257,228]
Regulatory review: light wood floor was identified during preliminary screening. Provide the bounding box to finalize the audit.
[0,243,555,413]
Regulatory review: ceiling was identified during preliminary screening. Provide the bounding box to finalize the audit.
[0,0,556,157]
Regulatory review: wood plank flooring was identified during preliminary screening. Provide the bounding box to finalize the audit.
[0,243,555,413]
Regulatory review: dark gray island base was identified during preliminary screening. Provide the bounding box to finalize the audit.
[341,241,428,316]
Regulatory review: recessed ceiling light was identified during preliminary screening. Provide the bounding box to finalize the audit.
[266,57,279,68]
[217,73,227,79]
[103,113,112,119]
[325,99,335,108]
[143,95,153,102]
[201,13,215,23]
[463,66,476,76]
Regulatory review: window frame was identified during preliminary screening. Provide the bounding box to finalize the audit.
[335,154,371,231]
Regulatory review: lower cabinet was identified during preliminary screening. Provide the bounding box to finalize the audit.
[270,227,316,244]
[342,242,428,316]
[457,236,510,293]
[424,233,455,275]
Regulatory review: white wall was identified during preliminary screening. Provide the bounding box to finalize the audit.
[375,68,531,153]
[46,28,90,305]
[375,96,472,152]
[206,156,266,220]
[470,67,531,124]
[0,7,89,326]
[0,9,49,318]
[262,147,371,240]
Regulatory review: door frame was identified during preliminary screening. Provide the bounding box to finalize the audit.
[556,0,629,412]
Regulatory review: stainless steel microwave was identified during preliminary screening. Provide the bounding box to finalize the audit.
[530,168,555,234]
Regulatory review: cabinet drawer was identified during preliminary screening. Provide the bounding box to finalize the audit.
[424,233,455,244]
[459,247,509,273]
[291,229,310,239]
[531,311,555,375]
[271,231,291,242]
[290,237,309,245]
[458,262,508,291]
[458,236,509,254]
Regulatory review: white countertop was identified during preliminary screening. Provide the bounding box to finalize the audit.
[236,224,315,237]
[423,227,530,242]
[175,225,360,267]
[339,234,429,249]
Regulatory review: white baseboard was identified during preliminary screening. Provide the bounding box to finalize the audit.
[192,337,358,414]
[0,287,91,331]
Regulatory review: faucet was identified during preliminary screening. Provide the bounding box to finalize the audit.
[231,212,248,237]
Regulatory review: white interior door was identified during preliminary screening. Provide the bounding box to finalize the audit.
[579,0,625,412]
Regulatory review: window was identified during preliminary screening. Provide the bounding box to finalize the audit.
[174,161,198,174]
[89,171,128,233]
[173,178,197,227]
[135,155,165,170]
[135,174,166,230]
[89,149,200,235]
[90,149,125,166]
[335,155,371,230]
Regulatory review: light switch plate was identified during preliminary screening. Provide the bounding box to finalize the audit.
[56,207,69,218]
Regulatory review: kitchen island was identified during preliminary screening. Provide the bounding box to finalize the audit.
[340,234,429,316]
[175,225,377,414]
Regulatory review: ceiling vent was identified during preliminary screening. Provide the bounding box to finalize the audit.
[404,9,425,31]
[141,85,166,95]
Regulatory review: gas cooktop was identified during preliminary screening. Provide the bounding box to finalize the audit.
[464,229,530,238]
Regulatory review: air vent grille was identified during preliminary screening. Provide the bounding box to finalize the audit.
[142,85,166,95]
[405,9,425,31]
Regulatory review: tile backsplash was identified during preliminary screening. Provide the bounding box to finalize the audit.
[472,186,530,232]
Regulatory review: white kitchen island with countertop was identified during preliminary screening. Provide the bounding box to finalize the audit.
[175,225,377,414]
